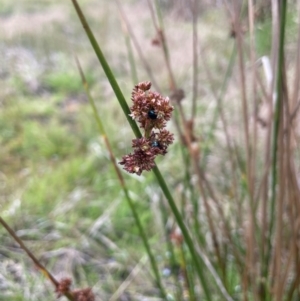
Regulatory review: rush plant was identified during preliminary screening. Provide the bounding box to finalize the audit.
[2,1,300,301]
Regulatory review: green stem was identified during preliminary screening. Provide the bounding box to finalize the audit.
[75,57,167,300]
[182,146,205,247]
[263,0,287,291]
[152,166,211,300]
[159,199,183,300]
[123,188,168,299]
[71,0,141,139]
[71,1,212,299]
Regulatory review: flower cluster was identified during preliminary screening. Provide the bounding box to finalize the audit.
[56,278,95,301]
[120,82,174,175]
[56,278,72,298]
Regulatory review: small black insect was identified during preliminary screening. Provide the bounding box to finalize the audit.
[151,140,161,148]
[148,109,157,120]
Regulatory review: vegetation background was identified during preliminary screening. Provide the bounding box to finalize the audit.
[1,0,300,300]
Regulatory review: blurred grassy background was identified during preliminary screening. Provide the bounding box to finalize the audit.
[0,0,299,300]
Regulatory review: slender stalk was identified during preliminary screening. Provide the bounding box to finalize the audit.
[291,7,300,109]
[159,199,184,300]
[179,244,196,301]
[260,4,280,280]
[260,9,280,281]
[182,146,205,247]
[264,0,287,286]
[149,3,205,258]
[152,166,212,300]
[188,0,199,122]
[273,23,291,301]
[70,2,231,299]
[282,165,299,299]
[247,0,258,297]
[199,165,244,266]
[285,141,300,301]
[232,3,256,298]
[70,0,141,139]
[192,159,224,272]
[233,0,251,197]
[195,246,235,301]
[273,104,284,301]
[147,0,201,253]
[0,216,75,301]
[123,188,168,299]
[75,57,167,300]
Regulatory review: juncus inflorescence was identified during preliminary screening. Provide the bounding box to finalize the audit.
[56,278,95,301]
[119,81,174,175]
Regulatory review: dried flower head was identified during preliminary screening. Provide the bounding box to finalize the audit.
[56,278,72,298]
[119,149,157,176]
[146,130,174,156]
[120,81,174,175]
[56,278,95,301]
[136,81,152,91]
[130,82,174,131]
[155,129,174,148]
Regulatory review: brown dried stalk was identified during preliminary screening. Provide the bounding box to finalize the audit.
[0,216,76,301]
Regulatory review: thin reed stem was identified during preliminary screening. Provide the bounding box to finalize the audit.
[71,0,141,139]
[246,0,259,297]
[188,0,199,122]
[264,0,287,290]
[273,104,284,301]
[70,1,214,299]
[159,199,184,300]
[152,166,212,300]
[0,216,75,301]
[291,7,300,111]
[75,57,168,300]
[179,244,196,301]
[233,0,251,197]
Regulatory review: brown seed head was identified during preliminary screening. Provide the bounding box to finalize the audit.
[130,85,173,130]
[120,82,174,175]
[56,278,72,298]
[119,149,156,176]
[135,81,151,92]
